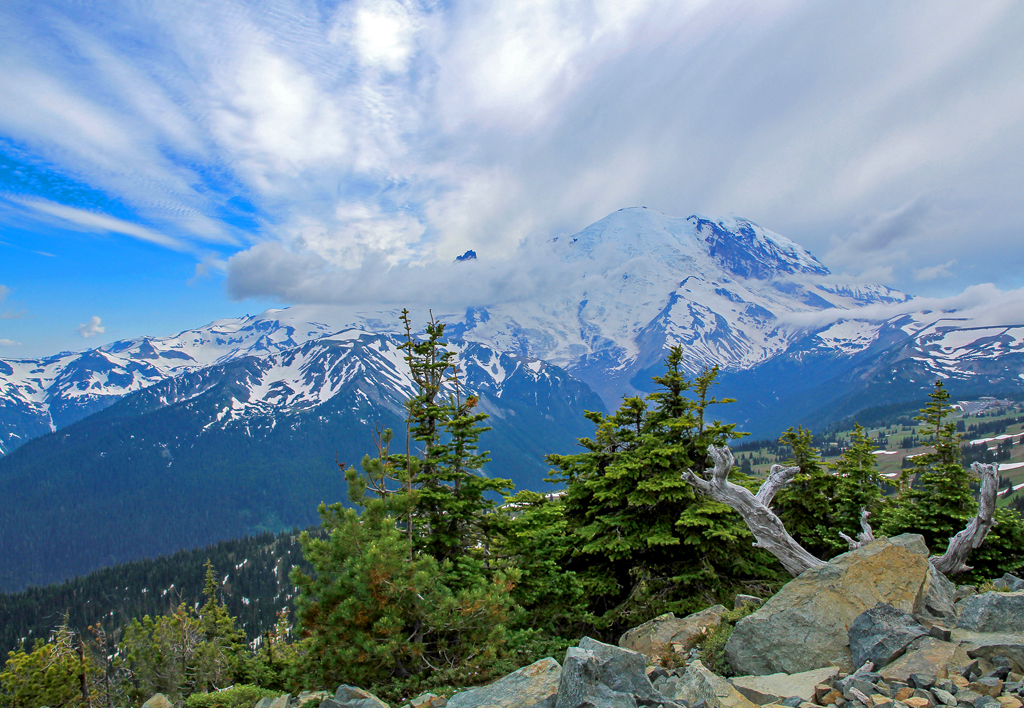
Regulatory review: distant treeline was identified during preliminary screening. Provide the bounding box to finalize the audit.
[0,528,320,654]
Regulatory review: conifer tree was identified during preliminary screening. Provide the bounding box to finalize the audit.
[831,423,884,542]
[881,381,974,550]
[548,349,784,630]
[772,426,842,559]
[0,616,96,708]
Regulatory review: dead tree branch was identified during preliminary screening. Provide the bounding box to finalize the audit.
[839,509,876,550]
[929,462,999,575]
[682,445,825,577]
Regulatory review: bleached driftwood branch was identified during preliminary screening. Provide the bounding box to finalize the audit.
[929,462,999,575]
[682,445,825,577]
[839,509,876,550]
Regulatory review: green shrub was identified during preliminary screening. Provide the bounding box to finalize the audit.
[698,602,760,677]
[185,684,279,708]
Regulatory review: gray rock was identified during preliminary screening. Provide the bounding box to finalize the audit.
[917,565,958,624]
[332,685,388,708]
[619,607,727,660]
[726,536,934,675]
[956,591,1024,633]
[993,574,1024,592]
[667,660,758,708]
[932,688,957,706]
[849,603,929,669]
[446,657,561,708]
[728,667,839,704]
[733,595,763,611]
[951,630,1024,670]
[555,638,673,708]
[142,694,174,708]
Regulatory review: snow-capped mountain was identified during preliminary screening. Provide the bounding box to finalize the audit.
[5,207,1023,456]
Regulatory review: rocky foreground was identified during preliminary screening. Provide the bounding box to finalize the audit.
[144,535,1024,708]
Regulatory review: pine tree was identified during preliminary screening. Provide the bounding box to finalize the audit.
[772,426,842,559]
[881,381,974,551]
[548,349,784,630]
[0,616,96,708]
[394,309,513,567]
[831,423,884,542]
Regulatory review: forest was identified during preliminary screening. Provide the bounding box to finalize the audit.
[3,310,1024,708]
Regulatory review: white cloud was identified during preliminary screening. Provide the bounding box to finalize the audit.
[3,0,1024,305]
[914,260,957,281]
[77,316,106,338]
[21,199,189,251]
[0,338,22,347]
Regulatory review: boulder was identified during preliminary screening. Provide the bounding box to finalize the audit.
[848,603,929,668]
[554,637,675,708]
[994,575,1024,592]
[255,697,290,708]
[447,657,561,708]
[916,564,958,624]
[877,637,972,682]
[725,535,934,675]
[952,630,1024,671]
[142,694,174,708]
[326,685,389,708]
[729,667,840,704]
[619,606,727,659]
[409,695,448,708]
[956,592,1024,633]
[666,660,758,708]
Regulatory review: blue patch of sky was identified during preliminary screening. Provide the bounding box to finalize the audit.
[0,139,137,221]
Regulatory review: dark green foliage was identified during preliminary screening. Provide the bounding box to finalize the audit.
[185,684,278,708]
[0,618,96,708]
[698,602,760,677]
[0,529,311,656]
[772,426,842,559]
[549,351,785,633]
[882,381,977,551]
[830,423,885,543]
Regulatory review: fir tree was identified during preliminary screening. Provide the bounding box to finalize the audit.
[831,423,884,543]
[548,350,784,630]
[772,426,842,559]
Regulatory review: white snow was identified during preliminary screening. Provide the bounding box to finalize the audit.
[998,461,1024,472]
[872,450,899,455]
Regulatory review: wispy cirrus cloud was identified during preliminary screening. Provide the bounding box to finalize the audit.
[1,0,1023,311]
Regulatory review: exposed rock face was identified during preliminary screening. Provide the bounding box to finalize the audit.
[725,535,935,675]
[952,630,1024,671]
[956,592,1024,633]
[728,667,840,703]
[848,603,929,669]
[877,636,972,682]
[447,657,562,708]
[667,660,758,708]
[618,606,727,659]
[554,637,676,708]
[323,685,389,708]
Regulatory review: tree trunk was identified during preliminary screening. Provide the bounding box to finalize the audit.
[682,445,825,576]
[929,462,1000,575]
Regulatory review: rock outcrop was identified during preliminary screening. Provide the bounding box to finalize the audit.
[619,606,727,661]
[446,657,561,708]
[725,535,935,675]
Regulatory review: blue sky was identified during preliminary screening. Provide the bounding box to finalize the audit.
[2,0,1024,357]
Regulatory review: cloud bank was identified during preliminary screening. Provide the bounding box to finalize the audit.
[2,0,1024,309]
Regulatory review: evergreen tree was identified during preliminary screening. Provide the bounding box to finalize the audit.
[392,309,513,567]
[772,426,842,559]
[0,617,95,708]
[548,350,784,631]
[881,381,974,551]
[831,423,884,543]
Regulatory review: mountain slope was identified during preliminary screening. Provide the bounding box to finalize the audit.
[0,332,602,591]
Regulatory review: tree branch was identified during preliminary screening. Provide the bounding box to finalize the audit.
[929,462,999,575]
[682,445,825,576]
[839,509,876,550]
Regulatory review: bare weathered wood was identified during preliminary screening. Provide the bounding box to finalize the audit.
[839,509,876,550]
[682,445,825,576]
[929,462,999,575]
